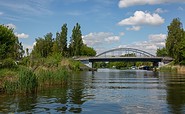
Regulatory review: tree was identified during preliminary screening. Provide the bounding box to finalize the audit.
[81,44,96,56]
[166,18,184,64]
[26,48,29,56]
[0,24,23,60]
[156,47,168,57]
[59,23,68,56]
[52,32,60,54]
[180,31,185,64]
[70,23,83,56]
[32,33,53,58]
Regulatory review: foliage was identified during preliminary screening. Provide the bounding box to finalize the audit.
[18,68,38,93]
[1,58,17,69]
[2,67,38,94]
[32,33,53,58]
[37,68,69,86]
[165,18,185,64]
[81,44,96,56]
[59,23,68,56]
[69,23,83,56]
[31,23,96,58]
[156,47,168,57]
[0,25,24,60]
[159,66,177,72]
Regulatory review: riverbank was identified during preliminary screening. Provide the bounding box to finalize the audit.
[159,65,185,74]
[0,58,85,94]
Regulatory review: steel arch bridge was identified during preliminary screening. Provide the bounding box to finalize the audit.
[96,48,155,57]
[75,48,173,68]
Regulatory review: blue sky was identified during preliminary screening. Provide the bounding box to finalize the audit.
[1,0,185,55]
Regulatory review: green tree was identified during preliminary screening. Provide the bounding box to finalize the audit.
[0,25,22,60]
[32,33,53,58]
[70,23,83,56]
[59,24,68,56]
[166,18,184,64]
[156,47,168,57]
[81,44,96,56]
[26,48,29,56]
[52,32,60,54]
[180,31,185,64]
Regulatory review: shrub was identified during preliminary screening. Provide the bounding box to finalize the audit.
[2,58,17,68]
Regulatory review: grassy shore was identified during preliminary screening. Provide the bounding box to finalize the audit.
[159,61,185,74]
[0,58,82,94]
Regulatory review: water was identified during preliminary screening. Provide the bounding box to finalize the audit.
[1,69,185,113]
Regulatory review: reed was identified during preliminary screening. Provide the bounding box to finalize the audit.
[18,68,38,93]
[159,66,177,72]
[37,68,69,86]
[2,68,38,94]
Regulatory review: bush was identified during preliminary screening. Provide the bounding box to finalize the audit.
[2,58,17,68]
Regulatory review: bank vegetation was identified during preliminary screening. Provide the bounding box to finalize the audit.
[0,23,96,94]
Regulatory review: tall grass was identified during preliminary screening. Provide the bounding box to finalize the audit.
[2,68,38,94]
[1,56,79,94]
[159,66,177,72]
[18,68,38,93]
[37,68,69,86]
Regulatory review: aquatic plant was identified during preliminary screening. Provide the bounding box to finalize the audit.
[18,68,38,93]
[2,68,38,94]
[37,68,69,86]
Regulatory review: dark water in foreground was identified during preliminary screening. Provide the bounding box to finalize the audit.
[1,69,185,113]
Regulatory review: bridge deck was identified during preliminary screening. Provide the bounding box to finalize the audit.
[88,57,163,62]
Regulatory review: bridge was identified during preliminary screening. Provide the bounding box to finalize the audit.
[75,48,173,68]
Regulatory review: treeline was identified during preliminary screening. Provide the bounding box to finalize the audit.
[156,18,185,65]
[31,23,96,58]
[0,23,96,69]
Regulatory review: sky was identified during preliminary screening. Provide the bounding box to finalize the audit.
[1,0,185,55]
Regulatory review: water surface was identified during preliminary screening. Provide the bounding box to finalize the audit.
[1,69,185,113]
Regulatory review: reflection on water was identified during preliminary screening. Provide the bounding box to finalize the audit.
[1,69,185,113]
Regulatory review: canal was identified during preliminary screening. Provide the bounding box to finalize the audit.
[1,69,185,113]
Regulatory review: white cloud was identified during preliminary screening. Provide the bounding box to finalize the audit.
[149,34,167,42]
[118,33,166,55]
[82,32,120,54]
[119,32,125,36]
[83,32,120,46]
[155,8,168,13]
[126,26,141,31]
[5,23,16,29]
[22,42,36,54]
[105,36,120,42]
[119,0,185,8]
[118,11,164,26]
[15,32,29,39]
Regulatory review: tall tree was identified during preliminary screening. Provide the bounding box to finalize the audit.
[59,24,68,56]
[70,23,83,56]
[52,32,60,54]
[26,48,29,56]
[166,18,184,64]
[180,31,185,64]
